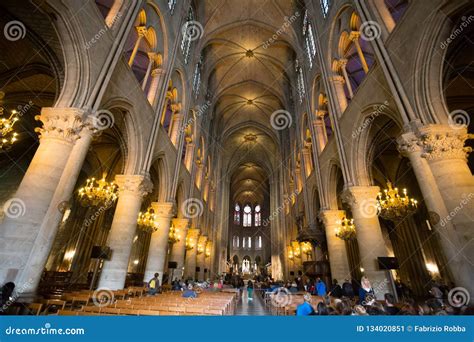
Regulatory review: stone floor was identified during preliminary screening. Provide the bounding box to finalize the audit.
[235,289,272,316]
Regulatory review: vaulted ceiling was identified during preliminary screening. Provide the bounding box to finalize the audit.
[197,0,301,202]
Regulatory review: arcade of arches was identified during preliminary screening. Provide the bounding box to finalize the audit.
[0,0,473,314]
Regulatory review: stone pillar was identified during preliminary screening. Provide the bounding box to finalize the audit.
[169,112,184,147]
[105,0,124,27]
[313,111,328,151]
[338,59,354,98]
[319,210,351,284]
[141,52,157,90]
[184,228,200,280]
[196,235,208,281]
[168,218,189,281]
[330,75,348,113]
[342,186,391,299]
[0,108,86,291]
[128,26,147,66]
[147,67,165,106]
[398,126,474,298]
[98,175,152,290]
[184,141,195,171]
[143,202,175,284]
[349,31,369,73]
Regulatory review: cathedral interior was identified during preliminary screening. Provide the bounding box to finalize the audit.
[0,0,473,316]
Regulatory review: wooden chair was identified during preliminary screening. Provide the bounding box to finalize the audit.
[25,303,43,315]
[119,308,139,315]
[58,310,78,316]
[43,299,66,313]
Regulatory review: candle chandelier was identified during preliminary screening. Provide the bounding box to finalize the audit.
[185,236,194,251]
[205,242,211,257]
[291,241,301,258]
[0,98,20,151]
[168,224,181,244]
[137,206,157,233]
[377,182,418,221]
[300,241,312,257]
[287,246,294,260]
[196,242,205,255]
[335,216,356,241]
[78,174,118,207]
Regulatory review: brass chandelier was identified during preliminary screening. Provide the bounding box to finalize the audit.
[0,100,19,151]
[335,216,356,241]
[205,241,211,257]
[300,241,312,257]
[185,236,195,251]
[377,182,418,221]
[168,224,181,244]
[137,206,157,233]
[78,174,118,207]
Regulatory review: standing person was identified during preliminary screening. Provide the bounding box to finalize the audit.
[247,280,254,301]
[316,277,327,296]
[148,273,160,296]
[359,276,375,304]
[342,279,354,298]
[329,279,342,298]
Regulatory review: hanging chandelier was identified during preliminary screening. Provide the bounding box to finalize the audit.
[287,246,294,260]
[335,216,356,241]
[0,103,19,151]
[78,174,118,207]
[185,236,195,251]
[291,241,301,258]
[300,241,312,257]
[137,206,157,233]
[205,241,211,257]
[168,224,181,244]
[377,182,418,221]
[196,241,205,255]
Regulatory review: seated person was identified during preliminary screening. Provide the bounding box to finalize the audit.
[296,293,315,316]
[147,273,160,295]
[182,284,198,298]
[384,293,400,315]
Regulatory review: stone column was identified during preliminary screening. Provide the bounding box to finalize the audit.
[128,26,147,66]
[141,52,157,90]
[0,108,86,291]
[330,75,348,113]
[184,228,200,280]
[338,59,354,98]
[342,186,391,299]
[147,67,165,106]
[105,0,124,27]
[168,218,189,281]
[169,111,184,147]
[313,111,328,151]
[98,175,152,290]
[398,127,474,298]
[184,141,195,171]
[143,202,175,284]
[349,31,369,73]
[196,235,208,281]
[319,210,351,284]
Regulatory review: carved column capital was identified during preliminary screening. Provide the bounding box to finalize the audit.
[330,75,345,84]
[171,218,189,230]
[341,186,380,207]
[349,31,361,41]
[34,107,88,143]
[115,174,153,198]
[319,210,345,227]
[151,68,165,78]
[418,125,471,161]
[396,131,422,156]
[151,201,176,218]
[136,25,147,37]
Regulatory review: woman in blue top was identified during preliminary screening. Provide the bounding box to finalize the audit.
[296,293,315,316]
[358,276,375,304]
